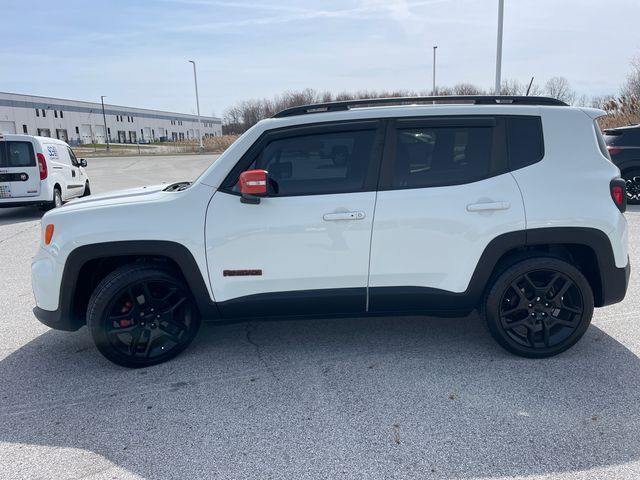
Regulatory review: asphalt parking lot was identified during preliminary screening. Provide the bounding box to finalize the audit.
[1,155,640,480]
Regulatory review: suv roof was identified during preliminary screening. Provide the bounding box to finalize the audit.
[273,95,568,118]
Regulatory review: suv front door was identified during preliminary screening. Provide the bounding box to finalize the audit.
[205,121,385,318]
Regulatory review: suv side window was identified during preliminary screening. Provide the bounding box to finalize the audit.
[223,122,383,196]
[386,117,505,189]
[506,116,544,170]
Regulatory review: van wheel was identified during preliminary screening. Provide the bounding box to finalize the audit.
[82,181,91,197]
[87,264,201,368]
[622,168,640,204]
[41,187,63,211]
[483,257,594,358]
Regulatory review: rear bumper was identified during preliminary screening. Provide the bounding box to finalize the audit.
[0,199,50,208]
[33,306,82,331]
[0,190,51,208]
[599,257,630,307]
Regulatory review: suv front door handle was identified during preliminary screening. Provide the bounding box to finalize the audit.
[466,201,511,212]
[323,211,366,221]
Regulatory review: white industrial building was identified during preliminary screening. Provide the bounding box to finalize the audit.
[0,92,222,144]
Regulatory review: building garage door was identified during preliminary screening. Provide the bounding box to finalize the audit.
[56,129,68,142]
[80,124,92,144]
[0,121,16,134]
[94,125,105,144]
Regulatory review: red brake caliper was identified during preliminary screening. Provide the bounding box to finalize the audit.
[119,301,134,328]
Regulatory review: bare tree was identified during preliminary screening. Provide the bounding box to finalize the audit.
[544,77,576,104]
[452,83,485,95]
[622,56,640,98]
[500,79,524,96]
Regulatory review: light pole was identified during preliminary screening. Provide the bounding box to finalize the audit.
[188,60,204,151]
[432,45,438,97]
[100,95,110,151]
[494,0,504,95]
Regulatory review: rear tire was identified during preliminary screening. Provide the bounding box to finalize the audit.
[87,264,201,368]
[622,168,640,205]
[484,257,594,358]
[41,187,63,211]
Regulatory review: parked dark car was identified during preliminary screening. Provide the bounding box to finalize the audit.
[604,124,640,204]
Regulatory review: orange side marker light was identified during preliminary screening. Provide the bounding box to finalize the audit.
[44,224,55,245]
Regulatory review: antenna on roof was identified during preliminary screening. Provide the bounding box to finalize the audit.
[526,77,535,96]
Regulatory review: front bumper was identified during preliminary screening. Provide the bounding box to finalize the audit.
[33,306,82,331]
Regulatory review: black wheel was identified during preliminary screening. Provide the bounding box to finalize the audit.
[484,257,594,358]
[87,264,201,368]
[82,181,91,197]
[622,168,640,205]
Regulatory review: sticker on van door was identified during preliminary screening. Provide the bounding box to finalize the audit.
[47,146,59,159]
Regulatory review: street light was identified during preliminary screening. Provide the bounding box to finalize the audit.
[432,45,438,97]
[100,95,110,151]
[188,60,204,151]
[494,0,505,95]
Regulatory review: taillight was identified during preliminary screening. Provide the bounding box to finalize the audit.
[607,147,623,156]
[37,153,48,180]
[610,178,627,213]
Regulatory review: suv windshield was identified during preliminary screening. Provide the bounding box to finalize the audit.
[0,141,36,168]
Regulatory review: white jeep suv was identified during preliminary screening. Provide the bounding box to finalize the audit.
[31,96,630,368]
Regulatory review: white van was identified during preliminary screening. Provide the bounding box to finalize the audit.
[0,134,90,209]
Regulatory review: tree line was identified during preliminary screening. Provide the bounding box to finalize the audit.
[222,58,640,134]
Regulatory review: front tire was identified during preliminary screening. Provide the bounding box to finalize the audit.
[87,264,201,368]
[484,257,594,358]
[82,181,91,197]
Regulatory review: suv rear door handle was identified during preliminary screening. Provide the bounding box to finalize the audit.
[466,201,510,212]
[323,211,366,221]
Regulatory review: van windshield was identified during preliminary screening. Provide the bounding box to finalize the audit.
[0,141,36,168]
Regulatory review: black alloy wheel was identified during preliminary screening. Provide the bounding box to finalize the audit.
[484,257,594,358]
[623,169,640,205]
[87,264,200,367]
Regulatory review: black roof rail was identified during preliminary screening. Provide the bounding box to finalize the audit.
[273,95,568,118]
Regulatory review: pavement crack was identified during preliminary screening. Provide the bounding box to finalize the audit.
[0,224,38,245]
[245,322,279,382]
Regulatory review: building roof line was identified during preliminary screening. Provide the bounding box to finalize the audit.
[0,91,220,121]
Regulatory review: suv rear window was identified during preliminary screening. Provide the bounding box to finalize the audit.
[0,141,36,168]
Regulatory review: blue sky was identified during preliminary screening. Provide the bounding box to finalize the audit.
[1,0,639,117]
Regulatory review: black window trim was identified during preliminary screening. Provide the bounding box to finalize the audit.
[220,119,387,198]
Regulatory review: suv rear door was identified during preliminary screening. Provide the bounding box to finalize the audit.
[206,120,385,318]
[0,137,41,199]
[368,116,527,313]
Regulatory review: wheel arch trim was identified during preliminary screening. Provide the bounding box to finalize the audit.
[57,240,219,330]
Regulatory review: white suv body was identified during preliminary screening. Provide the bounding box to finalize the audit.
[30,97,630,367]
[0,134,89,209]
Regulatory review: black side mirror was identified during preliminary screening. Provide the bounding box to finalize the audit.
[79,159,87,167]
